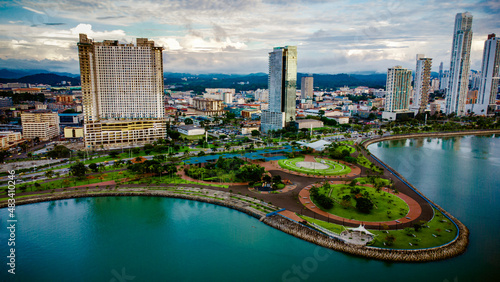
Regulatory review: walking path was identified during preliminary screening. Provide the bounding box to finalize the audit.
[298,181,422,227]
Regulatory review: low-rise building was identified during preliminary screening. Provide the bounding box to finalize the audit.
[64,127,84,138]
[332,116,349,124]
[177,125,205,136]
[295,119,324,129]
[0,131,23,149]
[21,110,60,141]
[192,98,225,116]
[84,120,166,149]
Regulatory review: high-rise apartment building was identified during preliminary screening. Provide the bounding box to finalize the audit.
[78,34,166,149]
[261,46,297,133]
[385,66,412,112]
[301,76,313,99]
[445,12,473,116]
[473,33,500,115]
[412,54,432,113]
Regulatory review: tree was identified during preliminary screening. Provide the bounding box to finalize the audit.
[272,174,282,184]
[45,170,54,179]
[385,234,396,246]
[184,118,193,125]
[262,174,272,183]
[70,162,87,179]
[109,151,119,159]
[89,163,99,173]
[132,147,141,155]
[47,145,71,158]
[355,197,374,213]
[251,130,260,137]
[0,150,8,162]
[236,164,265,182]
[318,110,325,119]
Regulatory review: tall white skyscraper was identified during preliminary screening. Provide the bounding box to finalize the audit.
[445,12,473,116]
[261,46,297,133]
[386,66,412,112]
[412,54,432,113]
[474,33,500,115]
[78,34,166,149]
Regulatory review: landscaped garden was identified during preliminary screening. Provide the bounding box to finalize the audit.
[309,182,409,222]
[184,156,265,183]
[299,208,458,250]
[278,157,351,176]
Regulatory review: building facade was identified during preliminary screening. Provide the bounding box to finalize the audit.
[0,131,23,150]
[78,34,165,148]
[192,98,225,116]
[261,46,297,133]
[21,111,60,141]
[385,66,412,112]
[412,54,432,113]
[445,12,473,116]
[301,76,313,99]
[473,33,500,115]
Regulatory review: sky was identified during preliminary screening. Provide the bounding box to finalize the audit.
[0,0,499,75]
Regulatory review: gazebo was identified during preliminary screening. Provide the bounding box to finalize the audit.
[339,224,375,245]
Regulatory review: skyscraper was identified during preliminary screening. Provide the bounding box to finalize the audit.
[412,54,432,113]
[261,46,297,133]
[385,66,412,112]
[78,34,166,149]
[445,12,473,116]
[301,76,313,99]
[475,33,500,115]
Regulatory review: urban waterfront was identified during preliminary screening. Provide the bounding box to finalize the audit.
[0,135,498,281]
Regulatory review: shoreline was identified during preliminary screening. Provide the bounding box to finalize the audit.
[2,130,494,262]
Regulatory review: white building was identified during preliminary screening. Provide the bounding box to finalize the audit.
[411,54,432,113]
[445,12,473,116]
[471,33,500,115]
[177,125,205,136]
[385,66,412,112]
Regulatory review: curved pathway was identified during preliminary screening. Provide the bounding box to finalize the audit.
[298,181,422,227]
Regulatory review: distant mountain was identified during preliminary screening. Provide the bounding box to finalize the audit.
[166,72,387,92]
[0,73,80,86]
[0,68,80,79]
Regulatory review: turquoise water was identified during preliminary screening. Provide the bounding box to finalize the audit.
[1,135,499,281]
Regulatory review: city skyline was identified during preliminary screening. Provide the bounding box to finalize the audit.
[0,0,498,75]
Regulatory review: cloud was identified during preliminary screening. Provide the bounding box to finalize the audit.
[3,0,498,74]
[22,6,44,14]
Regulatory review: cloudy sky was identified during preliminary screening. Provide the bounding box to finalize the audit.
[0,0,499,75]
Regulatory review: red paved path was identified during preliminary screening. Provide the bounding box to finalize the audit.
[298,181,422,226]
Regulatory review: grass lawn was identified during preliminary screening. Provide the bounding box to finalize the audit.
[357,154,383,173]
[299,215,344,234]
[334,145,356,154]
[278,157,351,176]
[302,208,458,250]
[355,177,391,186]
[339,140,354,145]
[311,184,409,222]
[125,175,229,188]
[370,209,458,249]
